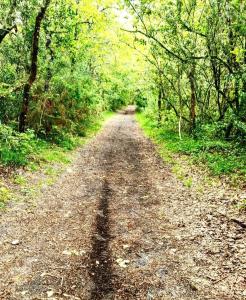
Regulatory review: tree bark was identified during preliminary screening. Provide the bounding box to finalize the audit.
[189,65,196,134]
[157,86,162,125]
[19,0,51,132]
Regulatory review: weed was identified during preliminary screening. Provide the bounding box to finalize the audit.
[184,177,193,188]
[13,175,27,186]
[237,199,246,211]
[0,186,12,208]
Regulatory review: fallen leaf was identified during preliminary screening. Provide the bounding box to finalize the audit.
[64,211,72,218]
[63,250,72,256]
[94,234,106,241]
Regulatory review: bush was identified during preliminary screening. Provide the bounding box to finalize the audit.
[0,125,36,165]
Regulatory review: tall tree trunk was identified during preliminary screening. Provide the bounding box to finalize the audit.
[189,65,196,134]
[19,0,51,132]
[157,85,162,125]
[177,68,182,140]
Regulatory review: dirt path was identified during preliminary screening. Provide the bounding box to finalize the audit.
[0,108,245,300]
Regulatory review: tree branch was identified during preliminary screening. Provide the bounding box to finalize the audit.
[121,28,186,62]
[0,25,17,44]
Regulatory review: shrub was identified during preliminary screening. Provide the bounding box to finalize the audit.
[0,125,36,165]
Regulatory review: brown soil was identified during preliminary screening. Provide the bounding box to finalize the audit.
[0,108,245,300]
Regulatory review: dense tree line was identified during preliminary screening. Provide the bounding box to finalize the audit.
[0,0,245,150]
[0,0,144,138]
[126,0,246,141]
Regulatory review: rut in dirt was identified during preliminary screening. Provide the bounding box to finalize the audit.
[89,178,113,299]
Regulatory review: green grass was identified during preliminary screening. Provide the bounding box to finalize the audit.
[0,184,12,208]
[13,175,28,186]
[84,111,114,137]
[136,113,246,182]
[0,111,114,208]
[0,111,114,168]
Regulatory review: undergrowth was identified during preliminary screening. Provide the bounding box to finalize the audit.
[136,113,246,183]
[0,112,113,166]
[0,111,113,208]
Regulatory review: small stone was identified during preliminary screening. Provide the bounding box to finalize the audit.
[11,240,20,245]
[94,234,106,241]
[21,291,28,295]
[116,258,130,268]
[156,268,168,278]
[47,290,54,297]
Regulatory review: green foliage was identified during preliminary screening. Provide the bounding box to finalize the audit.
[13,175,27,186]
[0,0,145,143]
[46,127,79,150]
[237,199,246,211]
[128,0,246,142]
[0,109,113,167]
[137,113,246,179]
[0,125,36,165]
[0,180,12,208]
[135,92,148,110]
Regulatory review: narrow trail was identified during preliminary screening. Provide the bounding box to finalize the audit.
[0,108,245,300]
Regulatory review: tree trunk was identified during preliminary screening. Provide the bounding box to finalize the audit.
[189,65,196,134]
[157,86,162,125]
[19,0,51,132]
[225,122,233,139]
[177,69,182,140]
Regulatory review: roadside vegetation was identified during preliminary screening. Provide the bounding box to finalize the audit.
[0,112,113,167]
[128,0,246,187]
[0,112,113,208]
[137,113,246,185]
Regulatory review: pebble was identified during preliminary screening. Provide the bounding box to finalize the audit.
[11,239,20,245]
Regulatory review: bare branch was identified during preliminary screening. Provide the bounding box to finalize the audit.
[121,28,186,62]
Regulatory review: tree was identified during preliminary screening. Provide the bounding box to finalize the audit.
[19,0,51,132]
[124,0,246,139]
